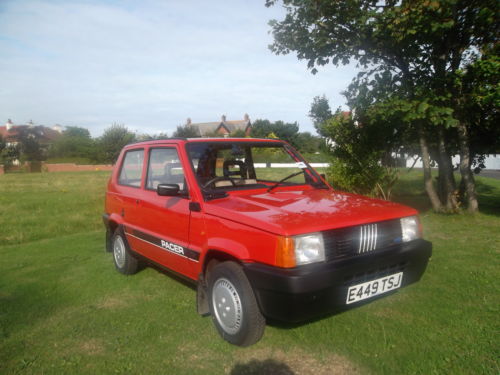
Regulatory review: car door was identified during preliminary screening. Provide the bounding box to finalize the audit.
[113,147,147,232]
[130,145,194,278]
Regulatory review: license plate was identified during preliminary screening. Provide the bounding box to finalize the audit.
[346,272,403,304]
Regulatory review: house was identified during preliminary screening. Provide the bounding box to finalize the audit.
[0,119,62,147]
[185,114,252,137]
[0,119,63,166]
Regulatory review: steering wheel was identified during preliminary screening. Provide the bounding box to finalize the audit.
[202,176,236,189]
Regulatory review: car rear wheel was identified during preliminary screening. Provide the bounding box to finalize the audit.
[208,261,265,346]
[112,228,139,275]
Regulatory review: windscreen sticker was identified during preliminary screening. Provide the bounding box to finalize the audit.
[296,162,307,169]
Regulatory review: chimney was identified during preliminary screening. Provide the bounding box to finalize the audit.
[186,118,192,125]
[244,113,250,122]
[221,114,226,123]
[5,119,13,131]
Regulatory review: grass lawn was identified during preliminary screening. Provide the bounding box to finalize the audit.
[0,170,498,374]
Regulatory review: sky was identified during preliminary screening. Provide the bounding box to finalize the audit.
[0,0,358,137]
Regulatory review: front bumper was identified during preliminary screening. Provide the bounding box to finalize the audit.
[243,239,432,322]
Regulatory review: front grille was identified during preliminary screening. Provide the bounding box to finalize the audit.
[323,219,402,261]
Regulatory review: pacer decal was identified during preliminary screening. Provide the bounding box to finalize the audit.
[124,226,200,261]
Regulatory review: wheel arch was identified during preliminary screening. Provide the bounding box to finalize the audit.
[202,249,243,277]
[104,213,123,252]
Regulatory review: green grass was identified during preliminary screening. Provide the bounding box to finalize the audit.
[0,171,499,374]
[0,171,110,246]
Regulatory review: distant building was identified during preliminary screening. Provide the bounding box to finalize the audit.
[0,119,62,147]
[0,119,63,166]
[185,114,252,137]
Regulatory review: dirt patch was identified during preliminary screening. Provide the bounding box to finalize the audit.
[96,296,130,310]
[229,347,363,375]
[79,339,105,356]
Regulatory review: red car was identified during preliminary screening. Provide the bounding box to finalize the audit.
[103,138,431,346]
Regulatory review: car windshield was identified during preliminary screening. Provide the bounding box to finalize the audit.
[186,141,325,192]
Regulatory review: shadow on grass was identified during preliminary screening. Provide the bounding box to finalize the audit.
[476,179,500,216]
[230,359,294,375]
[392,194,432,213]
[0,281,67,342]
[392,175,500,216]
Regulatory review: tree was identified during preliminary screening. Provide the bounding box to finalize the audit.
[251,119,300,148]
[454,46,500,209]
[267,0,499,213]
[229,129,247,138]
[49,126,94,160]
[309,95,332,131]
[295,131,323,154]
[318,108,400,199]
[173,125,200,138]
[97,124,136,164]
[17,126,48,171]
[0,134,5,157]
[0,143,20,170]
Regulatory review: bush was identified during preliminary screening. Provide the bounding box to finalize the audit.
[319,111,399,200]
[327,157,399,200]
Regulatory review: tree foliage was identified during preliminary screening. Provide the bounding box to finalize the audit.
[173,125,200,138]
[268,0,499,212]
[251,119,300,147]
[17,126,48,162]
[49,126,94,160]
[319,108,399,199]
[97,124,136,164]
[251,119,323,154]
[309,95,333,131]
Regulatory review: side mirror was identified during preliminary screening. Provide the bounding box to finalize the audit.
[157,184,180,196]
[320,173,326,179]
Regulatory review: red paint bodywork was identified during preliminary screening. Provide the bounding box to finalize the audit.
[105,138,418,280]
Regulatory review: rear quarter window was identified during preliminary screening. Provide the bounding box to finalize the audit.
[118,149,144,187]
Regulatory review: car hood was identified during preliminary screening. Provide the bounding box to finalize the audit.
[203,188,417,236]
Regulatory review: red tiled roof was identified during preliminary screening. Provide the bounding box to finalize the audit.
[0,125,61,142]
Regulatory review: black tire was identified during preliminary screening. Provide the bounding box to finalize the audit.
[111,228,139,275]
[207,261,265,346]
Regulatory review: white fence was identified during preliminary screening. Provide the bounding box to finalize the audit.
[254,156,499,170]
[253,163,330,168]
[405,154,500,170]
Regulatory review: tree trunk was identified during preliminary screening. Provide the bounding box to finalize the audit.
[457,122,479,213]
[419,126,443,211]
[436,127,459,212]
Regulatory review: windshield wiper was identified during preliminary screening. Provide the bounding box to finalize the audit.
[267,171,304,192]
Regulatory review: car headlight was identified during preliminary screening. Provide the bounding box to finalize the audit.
[275,233,326,268]
[293,233,325,265]
[400,216,421,242]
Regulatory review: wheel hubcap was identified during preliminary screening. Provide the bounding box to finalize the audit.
[212,278,242,335]
[113,236,126,268]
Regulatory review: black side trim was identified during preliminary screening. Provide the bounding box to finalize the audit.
[123,226,200,261]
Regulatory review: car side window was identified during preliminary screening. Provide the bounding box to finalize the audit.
[118,149,144,187]
[147,148,186,191]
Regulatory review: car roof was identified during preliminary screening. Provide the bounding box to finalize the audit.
[123,137,284,149]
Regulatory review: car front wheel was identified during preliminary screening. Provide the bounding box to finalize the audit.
[112,228,139,275]
[208,261,265,346]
